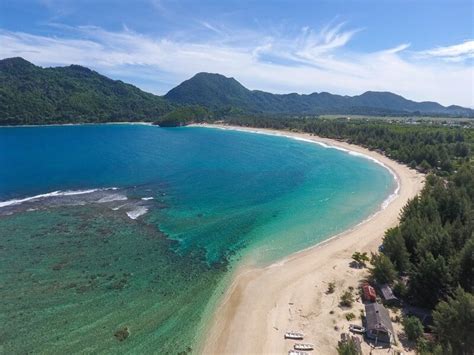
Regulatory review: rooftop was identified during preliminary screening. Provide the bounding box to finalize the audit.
[365,303,394,335]
[379,283,398,301]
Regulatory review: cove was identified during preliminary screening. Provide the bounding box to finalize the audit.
[0,124,395,353]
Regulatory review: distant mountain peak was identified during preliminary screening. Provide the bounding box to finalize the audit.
[1,57,472,122]
[165,71,251,108]
[165,71,473,116]
[0,57,37,71]
[0,57,32,65]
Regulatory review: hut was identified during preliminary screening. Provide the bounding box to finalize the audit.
[365,303,394,344]
[378,283,400,306]
[362,283,376,303]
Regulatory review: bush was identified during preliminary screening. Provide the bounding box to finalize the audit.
[327,282,336,294]
[345,312,356,321]
[403,316,424,341]
[340,290,354,308]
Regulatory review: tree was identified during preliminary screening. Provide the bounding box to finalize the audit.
[337,338,360,355]
[402,316,424,341]
[416,338,447,355]
[351,251,369,268]
[370,253,397,284]
[432,287,474,354]
[382,227,411,273]
[409,253,452,308]
[420,159,432,172]
[458,239,474,292]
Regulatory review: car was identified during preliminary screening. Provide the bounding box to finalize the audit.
[349,324,366,334]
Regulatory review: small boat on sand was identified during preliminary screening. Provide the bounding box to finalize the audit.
[349,324,366,334]
[284,332,304,340]
[294,343,314,351]
[288,351,309,355]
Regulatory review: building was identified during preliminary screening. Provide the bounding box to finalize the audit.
[365,303,395,344]
[378,283,400,306]
[362,283,376,303]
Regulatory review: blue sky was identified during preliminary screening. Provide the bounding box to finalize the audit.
[1,0,473,106]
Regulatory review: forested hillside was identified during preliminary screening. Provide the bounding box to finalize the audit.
[0,57,172,125]
[165,72,474,117]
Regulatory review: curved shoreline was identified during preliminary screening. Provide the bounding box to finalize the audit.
[196,124,425,355]
[197,124,401,214]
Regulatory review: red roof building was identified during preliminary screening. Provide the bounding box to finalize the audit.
[362,283,376,302]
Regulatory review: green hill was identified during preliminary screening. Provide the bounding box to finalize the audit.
[0,57,172,125]
[165,72,473,117]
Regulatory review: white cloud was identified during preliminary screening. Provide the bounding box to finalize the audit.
[0,23,472,107]
[419,40,474,62]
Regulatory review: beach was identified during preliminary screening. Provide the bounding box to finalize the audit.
[198,124,425,354]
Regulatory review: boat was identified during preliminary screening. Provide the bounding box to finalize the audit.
[349,324,366,334]
[294,343,314,351]
[288,351,309,355]
[284,332,304,340]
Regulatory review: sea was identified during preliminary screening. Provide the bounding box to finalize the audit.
[0,124,395,353]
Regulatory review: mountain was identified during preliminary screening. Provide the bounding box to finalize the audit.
[0,57,172,125]
[165,72,474,117]
[0,58,472,125]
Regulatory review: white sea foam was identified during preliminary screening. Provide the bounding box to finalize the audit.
[97,194,128,203]
[141,197,154,201]
[0,187,119,208]
[126,206,148,219]
[112,204,128,211]
[0,189,97,208]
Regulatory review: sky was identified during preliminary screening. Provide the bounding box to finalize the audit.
[0,0,473,107]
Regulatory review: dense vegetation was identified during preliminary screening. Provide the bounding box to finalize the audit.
[156,105,212,127]
[0,57,173,125]
[382,169,473,306]
[1,57,473,126]
[165,72,473,117]
[380,167,474,353]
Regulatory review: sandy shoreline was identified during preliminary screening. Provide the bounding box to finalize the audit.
[196,124,425,355]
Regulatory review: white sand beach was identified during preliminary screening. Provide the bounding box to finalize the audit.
[197,124,425,355]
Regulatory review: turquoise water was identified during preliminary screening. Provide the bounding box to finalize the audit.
[0,125,395,353]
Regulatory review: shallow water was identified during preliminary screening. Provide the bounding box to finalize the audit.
[0,125,394,353]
